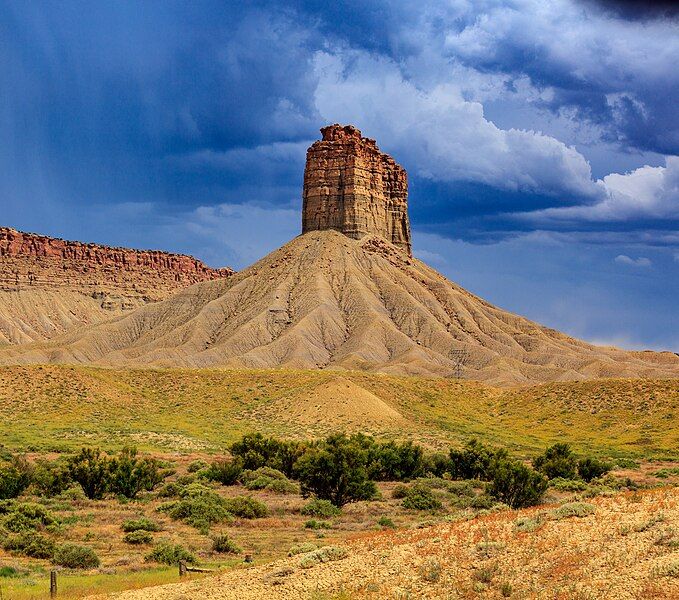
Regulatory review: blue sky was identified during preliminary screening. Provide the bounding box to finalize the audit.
[2,0,678,351]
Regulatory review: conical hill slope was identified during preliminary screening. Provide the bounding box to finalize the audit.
[1,230,677,385]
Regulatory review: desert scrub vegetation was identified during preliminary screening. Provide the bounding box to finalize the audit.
[400,483,443,511]
[288,542,318,556]
[212,534,242,554]
[300,498,341,518]
[52,543,100,568]
[123,530,153,545]
[145,542,196,565]
[298,545,347,568]
[550,502,596,520]
[121,517,161,532]
[241,467,298,493]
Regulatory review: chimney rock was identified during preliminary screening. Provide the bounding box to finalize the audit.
[302,124,412,256]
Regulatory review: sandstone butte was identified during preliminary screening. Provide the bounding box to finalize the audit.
[303,124,412,256]
[0,124,678,385]
[0,227,233,345]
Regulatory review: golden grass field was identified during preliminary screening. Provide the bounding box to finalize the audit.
[1,365,678,598]
[1,365,678,458]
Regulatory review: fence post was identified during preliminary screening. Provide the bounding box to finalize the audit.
[179,560,187,577]
[50,571,57,598]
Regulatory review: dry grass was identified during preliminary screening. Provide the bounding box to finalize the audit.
[0,365,677,458]
[106,487,679,600]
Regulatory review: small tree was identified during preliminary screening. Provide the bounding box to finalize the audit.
[294,434,376,507]
[449,439,508,480]
[109,447,166,498]
[577,457,612,482]
[66,448,111,500]
[533,443,577,480]
[0,456,33,500]
[488,458,548,508]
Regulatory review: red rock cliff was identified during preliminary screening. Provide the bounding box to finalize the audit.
[0,227,233,301]
[302,124,412,256]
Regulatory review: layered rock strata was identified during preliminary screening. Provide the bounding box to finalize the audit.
[0,227,233,300]
[302,124,412,256]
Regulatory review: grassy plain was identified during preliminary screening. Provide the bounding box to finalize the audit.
[0,365,677,458]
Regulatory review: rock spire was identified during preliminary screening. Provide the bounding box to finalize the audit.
[302,124,412,256]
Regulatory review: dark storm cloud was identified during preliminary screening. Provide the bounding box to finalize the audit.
[582,0,679,20]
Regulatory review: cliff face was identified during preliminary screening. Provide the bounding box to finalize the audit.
[0,227,233,301]
[302,124,412,256]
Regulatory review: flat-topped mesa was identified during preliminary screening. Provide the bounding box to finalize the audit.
[302,124,412,256]
[0,227,233,300]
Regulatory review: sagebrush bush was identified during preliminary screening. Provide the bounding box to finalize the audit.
[121,517,161,532]
[288,542,317,556]
[145,542,196,565]
[304,519,332,529]
[187,460,208,473]
[401,484,443,510]
[3,531,56,559]
[30,459,72,497]
[513,514,544,533]
[1,502,59,533]
[53,543,100,569]
[377,516,396,529]
[391,484,409,499]
[298,546,347,568]
[201,459,243,486]
[300,498,341,518]
[419,557,442,583]
[123,530,153,545]
[550,502,596,520]
[158,487,231,532]
[212,534,242,554]
[223,496,268,519]
[241,467,298,494]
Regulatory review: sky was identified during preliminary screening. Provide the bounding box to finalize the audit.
[1,0,678,352]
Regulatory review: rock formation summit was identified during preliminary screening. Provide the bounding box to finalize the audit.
[303,124,411,256]
[0,227,232,344]
[1,125,677,385]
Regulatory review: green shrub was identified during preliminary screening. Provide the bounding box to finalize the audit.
[223,496,268,519]
[145,542,196,565]
[1,502,59,533]
[230,434,307,477]
[364,439,426,481]
[377,516,396,529]
[401,484,443,511]
[187,460,208,473]
[56,485,88,503]
[577,457,613,482]
[241,467,298,494]
[123,530,153,544]
[3,531,56,558]
[201,459,243,486]
[212,534,242,554]
[158,485,231,532]
[513,514,544,533]
[533,443,577,480]
[488,459,548,508]
[288,542,317,556]
[294,434,377,507]
[66,448,111,500]
[419,557,442,582]
[392,484,409,499]
[304,519,332,529]
[53,544,100,569]
[0,566,23,577]
[31,459,72,497]
[298,546,347,568]
[300,498,341,518]
[549,477,588,492]
[109,447,166,498]
[0,457,33,500]
[121,517,161,532]
[449,439,508,480]
[550,502,596,520]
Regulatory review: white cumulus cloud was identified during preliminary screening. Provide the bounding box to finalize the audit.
[614,255,652,267]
